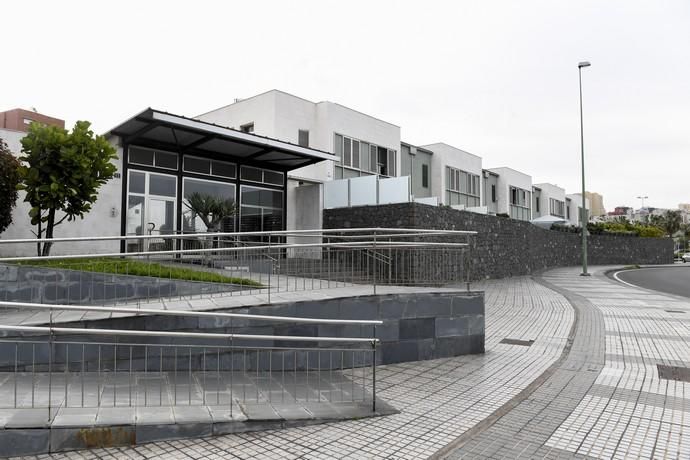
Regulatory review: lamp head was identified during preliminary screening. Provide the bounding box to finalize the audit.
[578,61,591,68]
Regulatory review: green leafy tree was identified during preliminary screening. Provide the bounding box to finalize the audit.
[0,138,21,234]
[19,121,117,256]
[661,210,682,237]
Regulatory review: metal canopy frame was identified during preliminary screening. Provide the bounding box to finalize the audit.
[109,108,337,172]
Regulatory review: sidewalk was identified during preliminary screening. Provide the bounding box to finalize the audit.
[12,274,575,459]
[447,266,690,459]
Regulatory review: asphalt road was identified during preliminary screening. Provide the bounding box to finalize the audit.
[615,265,690,298]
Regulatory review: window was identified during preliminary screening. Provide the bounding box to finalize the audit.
[509,186,531,221]
[240,185,284,238]
[536,197,540,213]
[344,137,351,166]
[23,118,33,125]
[240,123,254,133]
[510,186,529,207]
[491,184,496,203]
[129,146,178,170]
[352,140,360,169]
[549,198,565,218]
[335,133,395,177]
[183,155,236,179]
[182,177,236,233]
[446,166,480,207]
[422,164,429,188]
[298,130,309,147]
[567,206,571,219]
[240,166,284,186]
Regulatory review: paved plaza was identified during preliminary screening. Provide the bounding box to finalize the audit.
[7,265,690,459]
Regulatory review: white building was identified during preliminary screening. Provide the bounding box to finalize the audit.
[197,90,401,236]
[0,126,126,256]
[0,108,336,257]
[533,183,567,220]
[566,193,591,226]
[422,143,483,211]
[486,167,533,221]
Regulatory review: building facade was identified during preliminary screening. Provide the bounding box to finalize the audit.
[487,167,533,221]
[400,142,433,200]
[566,193,591,226]
[0,108,64,132]
[585,191,605,217]
[533,183,567,220]
[422,143,483,210]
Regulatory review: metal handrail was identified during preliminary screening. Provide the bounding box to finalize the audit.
[0,227,476,245]
[0,324,378,344]
[0,300,383,326]
[0,239,468,262]
[0,337,370,352]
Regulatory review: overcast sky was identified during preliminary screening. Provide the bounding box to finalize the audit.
[3,0,688,210]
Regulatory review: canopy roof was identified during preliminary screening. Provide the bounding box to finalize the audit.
[530,214,568,229]
[108,108,337,171]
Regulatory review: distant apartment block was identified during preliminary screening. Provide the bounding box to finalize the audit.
[0,108,64,133]
[585,191,605,217]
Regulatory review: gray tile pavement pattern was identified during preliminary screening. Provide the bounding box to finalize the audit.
[9,277,573,459]
[448,266,690,459]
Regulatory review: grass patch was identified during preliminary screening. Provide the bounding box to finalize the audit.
[16,257,263,287]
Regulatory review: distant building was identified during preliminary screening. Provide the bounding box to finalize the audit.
[0,108,64,133]
[585,191,605,217]
[566,193,591,226]
[486,167,533,221]
[533,183,567,220]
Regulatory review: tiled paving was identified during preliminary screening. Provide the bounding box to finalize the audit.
[447,266,690,459]
[13,266,690,459]
[11,276,574,459]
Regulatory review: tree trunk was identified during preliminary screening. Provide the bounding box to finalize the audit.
[42,208,55,257]
[36,217,42,257]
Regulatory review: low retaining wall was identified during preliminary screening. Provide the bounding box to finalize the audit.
[324,203,674,280]
[1,291,485,370]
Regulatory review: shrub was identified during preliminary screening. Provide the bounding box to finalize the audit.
[0,138,21,234]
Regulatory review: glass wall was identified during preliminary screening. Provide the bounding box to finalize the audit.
[240,185,283,239]
[182,177,236,233]
[125,144,287,249]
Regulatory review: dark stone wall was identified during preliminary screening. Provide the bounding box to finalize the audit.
[324,202,674,280]
[1,291,485,370]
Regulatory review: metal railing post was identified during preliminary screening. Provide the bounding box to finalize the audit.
[372,325,377,413]
[267,236,271,304]
[373,232,377,295]
[48,309,53,420]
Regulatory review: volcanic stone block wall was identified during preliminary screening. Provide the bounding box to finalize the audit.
[324,202,673,280]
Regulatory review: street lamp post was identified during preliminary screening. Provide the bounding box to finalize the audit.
[637,195,649,222]
[578,61,591,277]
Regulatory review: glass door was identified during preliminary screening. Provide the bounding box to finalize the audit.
[126,170,177,252]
